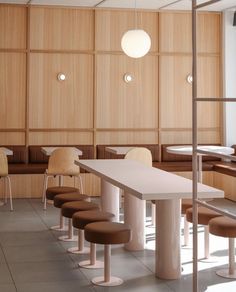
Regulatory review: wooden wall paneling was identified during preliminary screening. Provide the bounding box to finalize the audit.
[29,53,93,129]
[159,55,220,129]
[29,131,93,145]
[159,12,220,53]
[0,5,27,49]
[0,132,25,145]
[96,130,158,144]
[198,13,221,54]
[0,53,26,129]
[160,130,221,144]
[213,172,236,202]
[159,55,192,128]
[30,7,94,51]
[95,10,158,52]
[96,55,158,129]
[197,56,221,128]
[0,173,101,198]
[174,171,214,186]
[159,12,192,53]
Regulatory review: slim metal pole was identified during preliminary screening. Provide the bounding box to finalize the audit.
[192,1,198,291]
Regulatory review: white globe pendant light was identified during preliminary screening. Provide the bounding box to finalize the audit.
[121,0,151,58]
[121,29,151,58]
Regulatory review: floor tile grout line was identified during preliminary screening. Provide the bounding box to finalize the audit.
[0,242,18,292]
[28,198,97,290]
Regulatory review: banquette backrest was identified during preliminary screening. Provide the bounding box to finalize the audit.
[96,144,160,161]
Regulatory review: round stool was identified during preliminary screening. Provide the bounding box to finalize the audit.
[181,199,192,246]
[46,186,79,201]
[85,222,131,287]
[186,206,221,259]
[51,192,89,232]
[60,201,99,242]
[71,210,114,266]
[209,216,236,278]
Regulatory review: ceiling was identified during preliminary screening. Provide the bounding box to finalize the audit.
[0,0,235,11]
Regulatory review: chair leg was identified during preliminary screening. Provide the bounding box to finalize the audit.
[42,173,47,203]
[68,229,89,254]
[79,242,103,268]
[43,175,49,210]
[151,203,155,226]
[216,238,236,278]
[77,175,84,194]
[91,244,123,286]
[184,216,189,246]
[4,178,7,203]
[6,176,13,211]
[204,225,210,259]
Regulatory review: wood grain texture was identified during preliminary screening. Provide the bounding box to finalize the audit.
[29,53,93,129]
[159,55,220,129]
[0,173,100,198]
[96,54,158,128]
[29,131,93,145]
[0,132,25,145]
[0,5,27,49]
[30,7,94,50]
[160,130,221,144]
[96,130,158,144]
[95,10,158,52]
[159,12,220,53]
[174,171,214,186]
[0,53,26,129]
[213,172,236,202]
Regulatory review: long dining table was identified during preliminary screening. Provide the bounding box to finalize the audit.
[75,159,224,280]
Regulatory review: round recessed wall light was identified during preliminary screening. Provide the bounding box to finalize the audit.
[186,74,193,84]
[57,73,66,81]
[123,73,133,83]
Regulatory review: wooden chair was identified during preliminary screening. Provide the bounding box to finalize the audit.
[42,147,83,210]
[0,149,13,211]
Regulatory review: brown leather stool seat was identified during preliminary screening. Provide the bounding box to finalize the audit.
[62,201,99,219]
[186,206,221,259]
[209,216,236,278]
[209,216,236,238]
[46,186,79,200]
[73,211,114,230]
[71,211,115,264]
[54,192,89,208]
[85,222,131,245]
[186,206,221,225]
[59,201,99,242]
[84,222,131,286]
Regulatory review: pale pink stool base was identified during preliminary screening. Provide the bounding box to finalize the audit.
[67,246,90,254]
[91,276,123,287]
[58,235,77,242]
[216,269,236,279]
[79,260,104,269]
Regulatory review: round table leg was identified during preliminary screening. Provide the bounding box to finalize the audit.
[156,199,181,279]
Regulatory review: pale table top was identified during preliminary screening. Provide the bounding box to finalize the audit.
[75,159,223,201]
[167,145,234,156]
[105,146,135,155]
[0,147,13,156]
[41,147,82,156]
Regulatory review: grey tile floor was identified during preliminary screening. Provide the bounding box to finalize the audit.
[0,199,236,292]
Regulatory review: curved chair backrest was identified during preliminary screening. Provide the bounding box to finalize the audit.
[47,147,80,176]
[0,149,8,177]
[124,147,152,167]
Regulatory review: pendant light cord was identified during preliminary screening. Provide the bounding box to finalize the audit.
[135,0,137,29]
